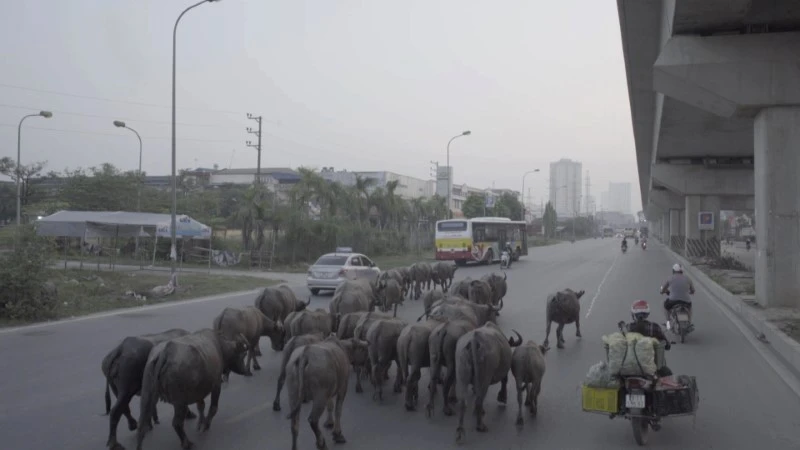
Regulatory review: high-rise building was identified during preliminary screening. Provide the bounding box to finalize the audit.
[549,158,582,217]
[608,182,632,214]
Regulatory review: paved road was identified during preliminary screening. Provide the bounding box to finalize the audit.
[2,240,799,450]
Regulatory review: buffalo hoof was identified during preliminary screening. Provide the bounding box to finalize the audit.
[273,401,281,412]
[405,403,416,412]
[324,419,334,429]
[185,409,197,420]
[515,416,524,426]
[530,406,538,417]
[476,423,489,433]
[425,404,434,418]
[200,420,211,433]
[355,385,363,394]
[181,439,195,450]
[524,398,531,407]
[393,384,403,394]
[253,364,261,371]
[127,419,138,431]
[317,439,328,450]
[109,442,126,450]
[556,342,565,349]
[244,371,254,377]
[497,391,507,404]
[443,406,454,416]
[576,331,582,338]
[455,427,465,444]
[332,432,346,444]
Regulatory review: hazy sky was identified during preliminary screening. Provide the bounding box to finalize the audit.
[0,0,641,212]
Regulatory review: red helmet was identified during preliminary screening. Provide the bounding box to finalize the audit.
[631,300,650,321]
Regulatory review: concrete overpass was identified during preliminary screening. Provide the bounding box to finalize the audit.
[616,0,800,308]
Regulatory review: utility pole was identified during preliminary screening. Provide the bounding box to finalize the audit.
[246,113,262,184]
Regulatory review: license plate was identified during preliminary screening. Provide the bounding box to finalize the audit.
[625,394,646,409]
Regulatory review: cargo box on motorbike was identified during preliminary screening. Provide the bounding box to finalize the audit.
[653,375,699,416]
[581,385,620,414]
[602,332,661,377]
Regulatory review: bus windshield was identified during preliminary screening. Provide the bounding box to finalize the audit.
[437,221,468,232]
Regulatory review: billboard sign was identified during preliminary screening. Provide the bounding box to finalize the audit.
[698,211,715,231]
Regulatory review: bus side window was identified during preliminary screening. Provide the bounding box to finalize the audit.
[473,225,485,242]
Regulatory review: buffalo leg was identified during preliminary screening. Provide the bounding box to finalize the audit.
[331,392,347,444]
[107,388,136,449]
[556,323,565,348]
[252,342,262,371]
[426,362,441,417]
[529,381,539,416]
[290,404,301,450]
[497,375,508,404]
[405,365,421,411]
[200,385,221,432]
[195,399,206,431]
[354,366,364,394]
[171,404,193,450]
[244,348,255,376]
[473,385,489,432]
[323,398,335,429]
[442,365,457,416]
[393,357,404,394]
[575,316,582,339]
[308,395,328,450]
[515,381,526,426]
[543,320,552,349]
[273,367,287,411]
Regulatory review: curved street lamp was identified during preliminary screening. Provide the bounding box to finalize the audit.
[16,110,53,233]
[170,0,222,273]
[113,121,143,212]
[446,130,471,219]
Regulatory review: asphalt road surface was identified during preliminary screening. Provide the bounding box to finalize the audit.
[2,239,799,450]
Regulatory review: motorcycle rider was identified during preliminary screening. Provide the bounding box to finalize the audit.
[502,241,514,268]
[624,300,673,376]
[621,237,628,252]
[660,263,695,323]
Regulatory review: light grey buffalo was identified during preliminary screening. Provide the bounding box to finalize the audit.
[409,261,433,300]
[449,277,473,298]
[287,307,335,339]
[102,328,194,450]
[420,296,503,326]
[543,288,586,349]
[425,319,477,417]
[213,306,284,377]
[511,340,548,425]
[365,317,409,401]
[352,310,393,341]
[135,329,249,450]
[378,269,407,297]
[396,316,447,411]
[432,261,458,291]
[254,285,310,355]
[480,272,508,307]
[454,323,523,444]
[286,335,369,450]
[376,277,404,317]
[329,279,377,316]
[467,278,494,306]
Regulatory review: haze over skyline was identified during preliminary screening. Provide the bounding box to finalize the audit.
[0,0,641,212]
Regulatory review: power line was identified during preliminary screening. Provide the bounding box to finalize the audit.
[0,123,237,143]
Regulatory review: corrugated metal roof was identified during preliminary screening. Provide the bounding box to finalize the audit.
[215,167,297,175]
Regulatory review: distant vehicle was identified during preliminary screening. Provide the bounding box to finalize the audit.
[624,228,635,238]
[602,226,614,238]
[306,247,380,295]
[435,217,528,266]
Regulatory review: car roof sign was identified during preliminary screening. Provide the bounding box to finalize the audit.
[335,247,353,253]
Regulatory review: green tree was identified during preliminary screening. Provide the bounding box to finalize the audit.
[493,192,523,220]
[0,157,49,220]
[543,201,558,237]
[461,193,486,218]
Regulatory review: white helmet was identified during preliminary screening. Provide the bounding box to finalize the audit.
[672,263,683,273]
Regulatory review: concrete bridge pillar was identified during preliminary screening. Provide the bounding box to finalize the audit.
[684,195,721,258]
[668,209,684,255]
[755,107,800,308]
[662,212,670,243]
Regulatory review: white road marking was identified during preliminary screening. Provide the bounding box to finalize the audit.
[584,253,619,318]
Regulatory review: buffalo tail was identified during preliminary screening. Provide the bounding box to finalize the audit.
[102,345,123,415]
[137,349,167,439]
[286,347,309,420]
[470,334,483,391]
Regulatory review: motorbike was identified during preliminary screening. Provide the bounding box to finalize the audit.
[746,240,751,251]
[622,244,628,254]
[642,241,647,250]
[635,237,639,246]
[662,288,694,343]
[500,250,511,270]
[601,322,696,446]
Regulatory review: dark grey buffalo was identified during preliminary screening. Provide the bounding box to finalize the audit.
[396,266,413,295]
[511,340,548,425]
[480,272,508,306]
[467,278,494,306]
[409,262,433,300]
[543,288,586,349]
[102,328,194,450]
[329,279,376,316]
[254,285,310,355]
[396,316,447,411]
[213,306,284,377]
[365,317,408,401]
[421,288,446,313]
[135,329,249,450]
[426,319,477,417]
[432,262,458,290]
[287,307,335,339]
[421,296,503,326]
[376,277,404,317]
[379,269,407,297]
[449,277,473,298]
[454,323,523,443]
[352,310,393,341]
[286,335,369,450]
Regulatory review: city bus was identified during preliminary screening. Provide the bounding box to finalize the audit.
[435,217,528,265]
[602,226,614,238]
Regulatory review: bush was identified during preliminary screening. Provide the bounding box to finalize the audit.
[0,225,58,321]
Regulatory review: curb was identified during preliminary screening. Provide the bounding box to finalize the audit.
[661,243,800,379]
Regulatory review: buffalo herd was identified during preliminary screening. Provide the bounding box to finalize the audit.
[102,260,585,449]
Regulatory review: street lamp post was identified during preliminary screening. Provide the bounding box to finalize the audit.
[16,111,53,238]
[521,169,540,222]
[171,0,221,274]
[446,130,471,219]
[113,121,143,211]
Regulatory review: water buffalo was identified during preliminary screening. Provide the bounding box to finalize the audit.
[454,323,523,443]
[543,288,586,349]
[286,335,369,450]
[254,285,310,354]
[102,328,194,450]
[376,278,404,317]
[480,272,508,306]
[213,306,284,377]
[449,277,473,298]
[396,316,447,411]
[287,307,335,339]
[352,310,393,341]
[426,319,477,417]
[365,317,409,401]
[409,262,433,300]
[467,279,494,306]
[421,288,445,313]
[396,266,413,295]
[421,296,503,326]
[329,280,376,316]
[432,262,458,290]
[511,340,548,425]
[379,269,407,297]
[274,333,325,411]
[335,312,369,340]
[135,329,249,450]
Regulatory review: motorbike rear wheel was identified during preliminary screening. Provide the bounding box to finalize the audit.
[631,417,650,445]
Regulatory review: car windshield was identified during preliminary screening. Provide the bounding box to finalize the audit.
[314,255,349,266]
